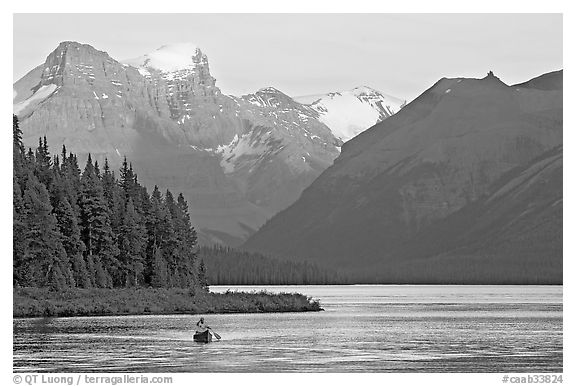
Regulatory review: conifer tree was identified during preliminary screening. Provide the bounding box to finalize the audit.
[13,115,24,154]
[102,158,123,233]
[61,145,67,165]
[52,156,79,215]
[26,147,35,167]
[13,176,26,286]
[13,116,28,285]
[79,154,119,287]
[21,174,73,290]
[13,115,27,188]
[177,193,197,248]
[62,152,82,213]
[119,198,147,287]
[54,197,90,288]
[198,259,209,291]
[165,190,184,285]
[35,136,53,188]
[150,248,168,288]
[119,157,131,194]
[94,160,101,179]
[169,192,198,287]
[145,186,175,287]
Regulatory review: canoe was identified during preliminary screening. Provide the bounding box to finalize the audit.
[193,330,212,343]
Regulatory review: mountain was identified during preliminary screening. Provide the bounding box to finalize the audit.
[243,70,563,284]
[513,69,563,90]
[13,41,401,246]
[295,86,405,142]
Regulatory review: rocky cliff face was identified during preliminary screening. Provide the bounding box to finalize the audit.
[124,43,234,147]
[244,71,563,283]
[223,87,340,212]
[14,41,400,245]
[13,42,184,156]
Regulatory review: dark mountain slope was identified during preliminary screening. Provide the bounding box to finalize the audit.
[363,146,562,284]
[513,69,563,90]
[243,71,562,283]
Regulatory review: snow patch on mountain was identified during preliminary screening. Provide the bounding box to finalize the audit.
[216,130,285,174]
[295,86,405,142]
[13,84,58,115]
[123,43,201,73]
[136,67,151,77]
[312,92,382,141]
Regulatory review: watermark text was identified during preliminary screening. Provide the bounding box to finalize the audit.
[502,374,563,384]
[14,374,173,386]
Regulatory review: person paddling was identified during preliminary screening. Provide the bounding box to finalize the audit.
[194,317,221,341]
[195,317,209,333]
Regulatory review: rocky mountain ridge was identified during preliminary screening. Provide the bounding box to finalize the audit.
[13,41,402,245]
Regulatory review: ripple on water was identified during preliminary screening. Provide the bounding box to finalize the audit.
[13,285,562,372]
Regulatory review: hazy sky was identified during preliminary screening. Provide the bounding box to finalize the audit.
[13,13,562,101]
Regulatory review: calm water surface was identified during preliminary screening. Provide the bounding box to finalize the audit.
[13,285,562,372]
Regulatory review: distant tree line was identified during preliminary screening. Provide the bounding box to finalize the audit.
[13,115,206,291]
[199,245,348,285]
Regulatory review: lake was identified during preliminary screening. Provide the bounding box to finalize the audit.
[13,285,562,372]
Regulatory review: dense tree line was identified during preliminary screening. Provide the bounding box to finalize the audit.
[13,115,206,291]
[199,245,348,285]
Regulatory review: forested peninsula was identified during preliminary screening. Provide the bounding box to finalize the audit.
[12,115,321,317]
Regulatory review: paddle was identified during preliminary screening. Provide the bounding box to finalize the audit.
[208,327,221,340]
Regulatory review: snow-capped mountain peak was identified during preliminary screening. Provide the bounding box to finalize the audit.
[257,86,283,93]
[121,43,219,120]
[123,43,205,74]
[350,85,380,94]
[294,86,406,142]
[241,86,298,109]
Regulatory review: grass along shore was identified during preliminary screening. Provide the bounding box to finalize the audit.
[13,287,322,318]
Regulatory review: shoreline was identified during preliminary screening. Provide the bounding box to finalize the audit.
[13,308,324,320]
[13,287,323,318]
[210,283,564,287]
